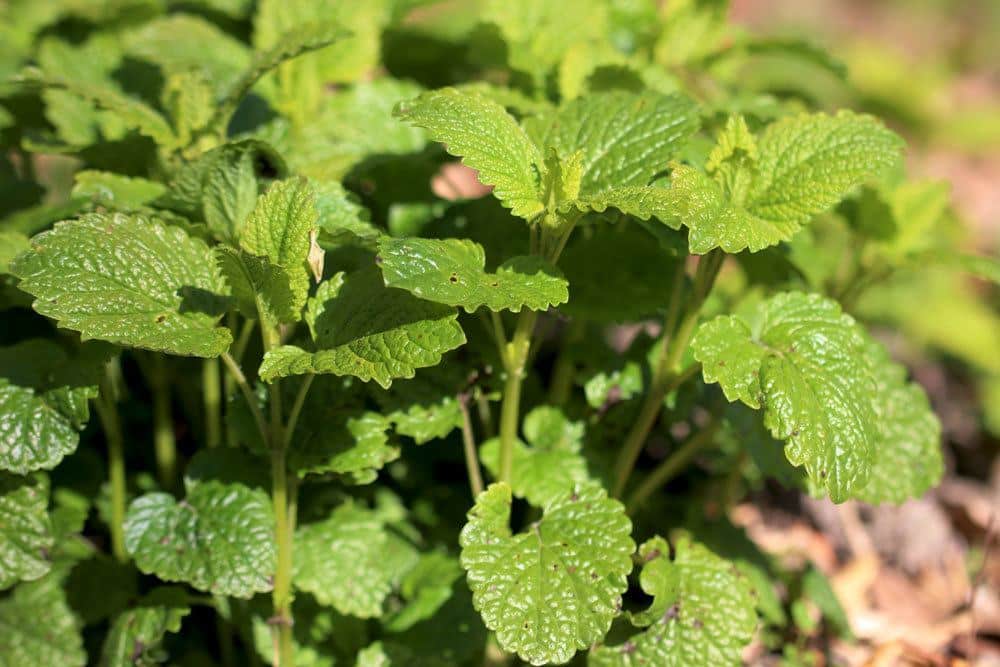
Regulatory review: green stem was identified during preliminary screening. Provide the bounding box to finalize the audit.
[150,355,177,488]
[270,445,295,667]
[95,364,127,562]
[625,419,721,514]
[458,393,485,498]
[497,310,537,484]
[259,320,296,667]
[203,358,222,448]
[611,251,724,498]
[283,375,314,450]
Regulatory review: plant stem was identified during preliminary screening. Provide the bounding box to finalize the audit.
[625,419,721,514]
[270,444,295,667]
[203,358,222,448]
[259,320,296,667]
[497,310,537,484]
[96,363,127,562]
[149,355,177,488]
[458,393,485,498]
[283,375,313,450]
[548,320,583,405]
[611,251,724,498]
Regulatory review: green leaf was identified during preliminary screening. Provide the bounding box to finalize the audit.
[480,407,592,506]
[567,185,676,221]
[395,88,544,219]
[589,536,757,667]
[259,267,465,388]
[561,224,680,322]
[124,451,276,598]
[71,171,167,210]
[295,502,418,618]
[286,79,428,181]
[290,408,398,484]
[378,237,568,313]
[0,474,52,590]
[372,364,465,445]
[691,292,878,501]
[216,247,299,325]
[460,482,635,665]
[19,66,176,148]
[0,340,102,474]
[534,91,699,195]
[0,231,31,275]
[856,339,943,504]
[0,575,86,667]
[99,590,191,667]
[11,213,232,357]
[384,552,462,632]
[673,112,904,253]
[239,178,319,316]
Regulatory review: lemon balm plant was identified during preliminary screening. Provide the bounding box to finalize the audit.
[0,1,995,665]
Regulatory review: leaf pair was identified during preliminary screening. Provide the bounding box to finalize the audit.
[394,88,700,224]
[668,113,904,254]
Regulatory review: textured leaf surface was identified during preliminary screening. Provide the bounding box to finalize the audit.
[216,247,299,325]
[259,268,465,388]
[0,576,85,667]
[11,214,232,357]
[0,474,52,590]
[124,452,275,598]
[691,292,877,501]
[295,503,417,618]
[99,592,190,667]
[0,340,101,474]
[385,552,463,632]
[589,536,756,666]
[672,112,903,253]
[534,91,699,195]
[857,339,943,504]
[480,407,591,506]
[395,88,544,218]
[238,178,318,317]
[460,483,634,665]
[378,237,567,313]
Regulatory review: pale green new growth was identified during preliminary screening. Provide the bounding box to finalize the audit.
[0,474,53,590]
[378,237,568,313]
[395,88,545,219]
[259,268,465,388]
[11,214,232,357]
[589,536,757,666]
[671,112,904,254]
[480,407,592,506]
[238,177,319,318]
[691,292,878,501]
[460,483,634,665]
